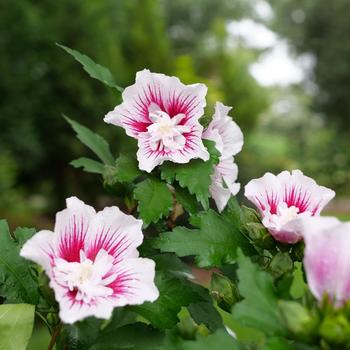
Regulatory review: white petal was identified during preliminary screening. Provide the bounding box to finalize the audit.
[58,294,115,324]
[203,102,244,158]
[277,170,335,214]
[85,206,143,262]
[20,230,55,274]
[136,123,209,173]
[109,257,159,306]
[210,183,232,213]
[301,217,350,304]
[244,172,282,213]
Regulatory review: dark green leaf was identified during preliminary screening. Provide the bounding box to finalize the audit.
[114,154,141,182]
[61,317,102,350]
[57,44,123,92]
[188,301,223,332]
[91,323,164,350]
[0,221,39,304]
[158,329,240,350]
[154,205,254,268]
[65,116,114,165]
[130,270,203,330]
[70,157,105,174]
[0,304,35,350]
[232,251,287,336]
[161,140,220,209]
[134,178,173,226]
[175,186,198,214]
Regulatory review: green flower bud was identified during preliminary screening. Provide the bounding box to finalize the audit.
[210,273,239,311]
[269,252,293,279]
[279,301,318,340]
[319,314,350,344]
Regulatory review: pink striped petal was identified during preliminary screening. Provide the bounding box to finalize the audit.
[54,197,96,262]
[104,69,207,138]
[20,197,158,324]
[245,170,335,244]
[85,206,143,262]
[107,258,159,305]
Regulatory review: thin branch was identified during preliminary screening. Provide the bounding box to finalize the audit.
[47,322,62,350]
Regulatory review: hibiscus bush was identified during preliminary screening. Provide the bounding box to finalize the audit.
[1,45,350,350]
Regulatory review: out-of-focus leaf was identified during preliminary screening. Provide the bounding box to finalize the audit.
[91,323,164,350]
[70,157,105,174]
[65,116,114,165]
[0,304,35,350]
[232,251,287,336]
[57,44,123,92]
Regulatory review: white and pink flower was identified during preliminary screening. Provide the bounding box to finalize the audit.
[203,102,243,212]
[104,69,209,172]
[301,216,350,306]
[20,197,159,324]
[244,170,335,244]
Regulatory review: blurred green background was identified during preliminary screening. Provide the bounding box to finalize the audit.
[1,0,350,231]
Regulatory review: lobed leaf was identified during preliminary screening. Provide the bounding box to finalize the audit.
[154,200,255,268]
[134,178,173,226]
[231,251,287,336]
[114,154,141,183]
[161,140,220,209]
[130,268,208,330]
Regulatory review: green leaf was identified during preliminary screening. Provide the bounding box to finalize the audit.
[57,44,123,92]
[175,186,198,214]
[154,203,255,268]
[91,323,164,350]
[150,254,222,332]
[70,157,105,174]
[161,140,220,209]
[0,221,39,304]
[114,154,141,182]
[130,270,204,330]
[219,307,265,347]
[65,116,114,165]
[134,178,173,226]
[262,338,295,350]
[158,329,240,350]
[188,301,223,332]
[232,251,287,336]
[61,317,103,350]
[0,304,35,350]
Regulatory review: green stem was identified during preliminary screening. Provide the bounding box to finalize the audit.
[35,310,51,331]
